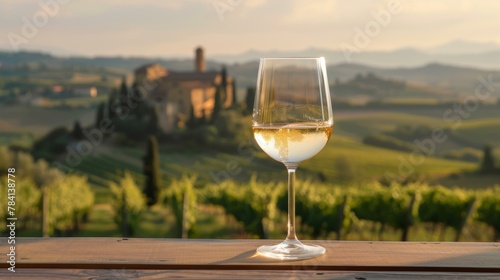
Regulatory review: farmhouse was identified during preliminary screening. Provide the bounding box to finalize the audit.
[134,47,234,132]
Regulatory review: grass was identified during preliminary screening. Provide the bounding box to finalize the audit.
[453,118,500,147]
[69,134,476,191]
[334,112,443,139]
[0,105,95,136]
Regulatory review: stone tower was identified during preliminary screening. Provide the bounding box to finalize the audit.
[195,47,205,73]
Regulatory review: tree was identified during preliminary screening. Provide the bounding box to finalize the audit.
[186,105,196,129]
[110,172,145,237]
[245,87,255,114]
[162,176,198,238]
[211,87,222,123]
[480,145,496,174]
[143,135,161,207]
[72,121,84,140]
[148,105,159,135]
[119,76,128,106]
[231,79,237,106]
[200,109,207,125]
[221,66,228,97]
[108,88,118,120]
[96,103,105,128]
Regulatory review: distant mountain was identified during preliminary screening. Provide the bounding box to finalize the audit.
[213,47,500,70]
[426,40,500,55]
[228,61,500,96]
[3,40,500,69]
[1,50,499,97]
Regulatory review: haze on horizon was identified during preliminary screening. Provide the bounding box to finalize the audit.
[1,0,500,58]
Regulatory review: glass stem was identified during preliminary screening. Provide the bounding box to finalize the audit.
[286,167,298,241]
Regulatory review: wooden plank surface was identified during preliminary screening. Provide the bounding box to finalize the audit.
[1,238,499,273]
[1,269,500,280]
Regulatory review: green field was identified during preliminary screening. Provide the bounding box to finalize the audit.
[453,118,500,147]
[59,133,475,192]
[4,104,499,240]
[0,105,95,136]
[334,112,443,139]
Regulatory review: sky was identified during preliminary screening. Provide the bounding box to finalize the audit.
[1,0,500,57]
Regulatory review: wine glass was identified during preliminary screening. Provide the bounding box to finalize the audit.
[252,57,334,260]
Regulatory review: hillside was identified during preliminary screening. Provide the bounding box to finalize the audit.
[2,51,500,97]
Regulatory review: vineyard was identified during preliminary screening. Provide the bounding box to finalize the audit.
[1,146,499,241]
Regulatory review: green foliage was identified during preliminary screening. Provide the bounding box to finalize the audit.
[32,126,71,160]
[143,135,161,207]
[194,125,219,145]
[245,87,255,114]
[46,175,94,235]
[0,148,93,236]
[162,175,198,238]
[418,186,475,240]
[476,186,500,240]
[204,176,283,238]
[211,86,222,123]
[277,180,355,239]
[231,80,237,105]
[109,171,146,237]
[96,102,105,128]
[186,105,196,129]
[108,88,118,119]
[441,148,481,163]
[72,120,84,140]
[0,178,41,231]
[119,76,128,104]
[0,146,13,171]
[479,145,497,174]
[147,105,159,135]
[352,182,419,241]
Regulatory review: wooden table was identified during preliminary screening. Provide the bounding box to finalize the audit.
[1,238,499,279]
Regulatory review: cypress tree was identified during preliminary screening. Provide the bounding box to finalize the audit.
[211,87,222,124]
[245,87,255,113]
[143,135,161,207]
[231,79,237,106]
[72,120,84,140]
[96,102,105,128]
[220,66,228,106]
[186,105,196,129]
[108,88,118,120]
[119,76,128,105]
[199,108,207,125]
[480,145,496,174]
[148,105,159,135]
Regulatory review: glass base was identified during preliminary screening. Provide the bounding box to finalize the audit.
[256,239,326,260]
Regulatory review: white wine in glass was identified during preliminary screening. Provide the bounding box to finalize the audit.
[252,57,334,260]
